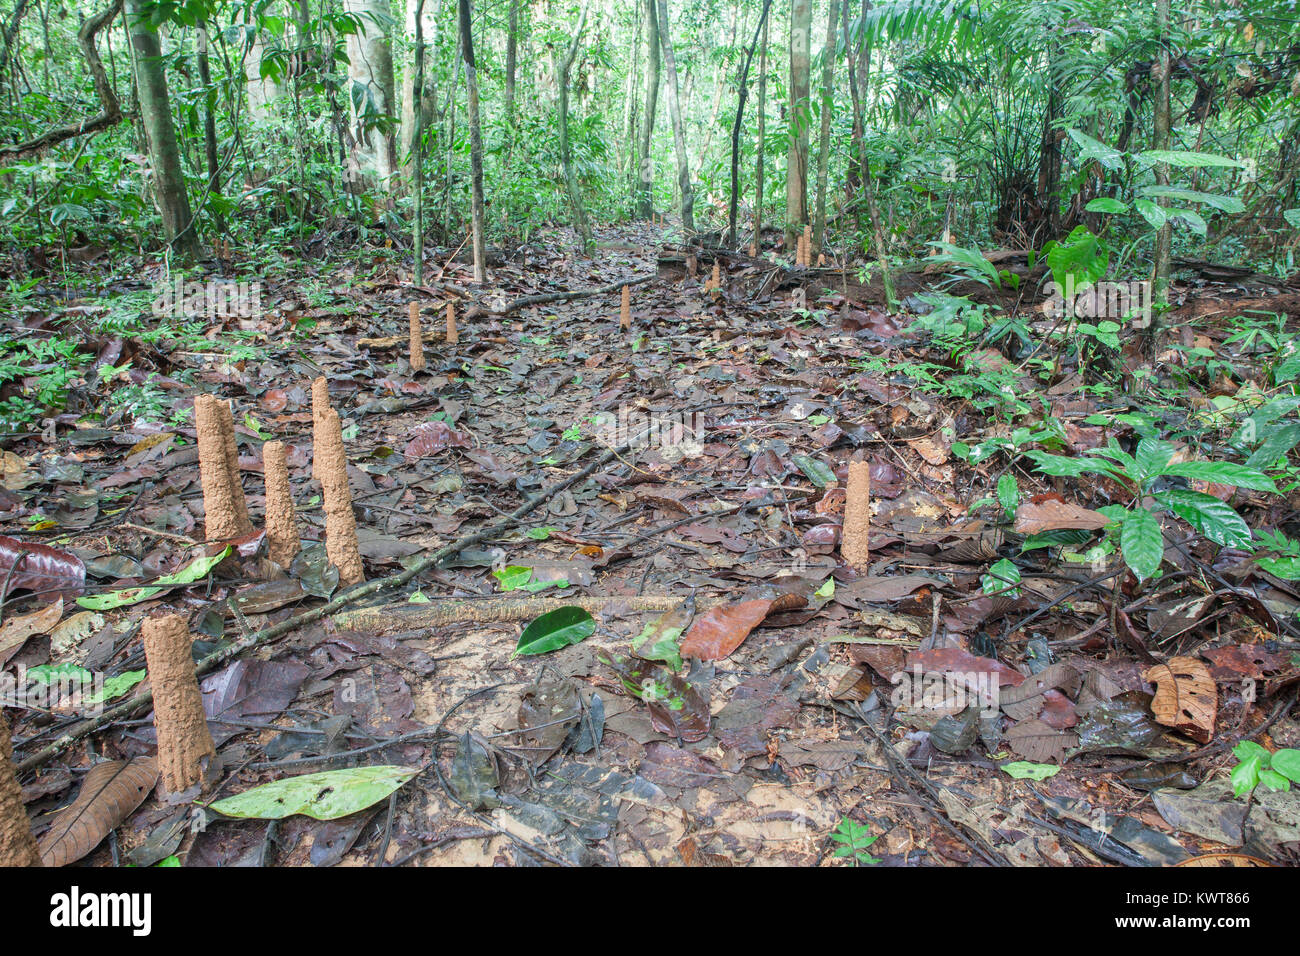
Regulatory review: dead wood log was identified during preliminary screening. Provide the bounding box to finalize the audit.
[465,274,655,319]
[333,594,727,631]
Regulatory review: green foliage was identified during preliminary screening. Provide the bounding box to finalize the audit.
[513,606,597,657]
[982,557,1022,597]
[1025,438,1275,581]
[0,336,89,430]
[1230,742,1300,798]
[829,817,881,866]
[925,241,1018,290]
[207,766,420,821]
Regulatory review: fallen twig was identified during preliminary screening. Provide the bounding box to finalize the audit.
[469,275,655,318]
[850,701,1005,867]
[15,441,633,774]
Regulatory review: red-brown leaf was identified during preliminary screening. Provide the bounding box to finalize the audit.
[679,598,773,660]
[1013,499,1111,534]
[0,536,86,599]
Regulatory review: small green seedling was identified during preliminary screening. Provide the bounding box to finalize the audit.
[1230,742,1300,797]
[829,817,881,866]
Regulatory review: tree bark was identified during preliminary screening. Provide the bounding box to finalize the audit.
[636,0,660,218]
[754,13,768,248]
[812,0,838,253]
[785,0,811,251]
[459,0,487,280]
[401,0,437,181]
[1152,0,1173,311]
[727,0,774,246]
[657,0,694,235]
[342,0,398,194]
[505,0,519,124]
[126,0,200,260]
[558,0,594,251]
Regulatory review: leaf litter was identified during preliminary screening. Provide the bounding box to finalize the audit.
[2,221,1299,867]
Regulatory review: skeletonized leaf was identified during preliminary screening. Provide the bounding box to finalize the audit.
[1005,719,1075,764]
[1144,656,1217,744]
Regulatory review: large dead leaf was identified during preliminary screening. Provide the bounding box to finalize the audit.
[402,421,470,458]
[0,537,85,600]
[1144,657,1217,744]
[834,574,937,606]
[1013,499,1111,534]
[516,680,581,767]
[907,648,1026,691]
[679,598,772,660]
[38,757,158,867]
[0,597,63,660]
[1201,644,1287,682]
[602,655,710,742]
[1005,719,1076,763]
[998,662,1080,721]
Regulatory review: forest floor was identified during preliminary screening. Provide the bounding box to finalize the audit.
[4,220,1300,867]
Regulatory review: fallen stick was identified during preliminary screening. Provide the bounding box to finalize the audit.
[469,275,655,318]
[334,593,728,631]
[15,441,633,774]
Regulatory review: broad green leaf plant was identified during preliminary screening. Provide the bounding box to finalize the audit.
[1024,437,1275,581]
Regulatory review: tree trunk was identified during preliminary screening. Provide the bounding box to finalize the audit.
[558,0,594,251]
[411,0,427,285]
[505,0,519,125]
[1152,0,1173,311]
[401,0,436,181]
[244,5,285,124]
[196,21,221,209]
[459,0,486,281]
[844,0,893,303]
[727,0,773,246]
[621,3,642,187]
[657,0,694,235]
[754,13,768,248]
[785,0,811,251]
[126,0,200,259]
[342,0,398,194]
[812,0,838,253]
[843,0,862,231]
[695,9,737,173]
[636,0,660,218]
